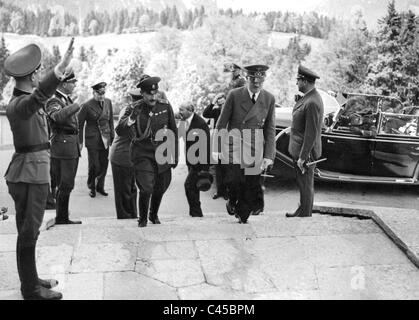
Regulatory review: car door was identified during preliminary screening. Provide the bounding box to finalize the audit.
[372,113,419,179]
[320,130,374,176]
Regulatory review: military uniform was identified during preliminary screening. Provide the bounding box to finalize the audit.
[3,43,70,300]
[78,82,115,197]
[287,65,324,218]
[115,76,178,227]
[216,65,276,224]
[46,74,81,224]
[228,73,246,91]
[110,104,138,220]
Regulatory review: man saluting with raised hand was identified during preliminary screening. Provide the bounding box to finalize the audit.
[4,38,75,300]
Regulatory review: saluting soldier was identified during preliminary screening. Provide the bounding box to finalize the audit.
[286,65,324,218]
[116,76,178,228]
[4,39,74,300]
[46,71,82,225]
[78,82,115,198]
[215,65,276,224]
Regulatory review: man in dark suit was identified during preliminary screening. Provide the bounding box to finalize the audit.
[3,38,74,300]
[46,72,82,225]
[286,65,324,218]
[215,65,276,224]
[116,76,178,227]
[177,101,211,217]
[78,82,114,198]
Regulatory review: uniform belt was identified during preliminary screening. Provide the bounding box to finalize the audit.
[15,142,50,154]
[53,128,79,135]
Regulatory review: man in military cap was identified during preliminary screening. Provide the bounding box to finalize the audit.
[78,81,115,198]
[287,65,324,218]
[109,88,140,220]
[224,63,246,91]
[116,75,178,227]
[4,38,75,300]
[202,92,228,200]
[215,64,276,224]
[46,71,82,225]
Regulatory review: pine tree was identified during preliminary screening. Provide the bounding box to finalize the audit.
[51,45,61,65]
[366,0,403,96]
[400,11,419,104]
[79,46,87,62]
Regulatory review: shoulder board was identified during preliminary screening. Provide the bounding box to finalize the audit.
[157,98,169,105]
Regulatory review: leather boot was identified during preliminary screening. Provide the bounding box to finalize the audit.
[55,193,81,225]
[149,193,163,224]
[138,193,151,228]
[55,190,68,222]
[19,246,62,300]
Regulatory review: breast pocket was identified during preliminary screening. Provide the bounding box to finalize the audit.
[37,110,47,128]
[25,153,50,181]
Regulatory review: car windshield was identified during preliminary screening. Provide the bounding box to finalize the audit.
[379,107,419,136]
[330,94,404,132]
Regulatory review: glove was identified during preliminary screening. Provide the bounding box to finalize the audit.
[261,158,273,171]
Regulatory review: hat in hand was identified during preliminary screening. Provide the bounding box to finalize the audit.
[196,171,214,192]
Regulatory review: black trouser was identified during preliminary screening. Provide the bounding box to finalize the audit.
[215,160,227,196]
[51,157,79,222]
[225,164,261,222]
[87,148,109,191]
[293,161,315,217]
[111,162,138,219]
[252,176,264,212]
[7,182,48,294]
[184,166,203,217]
[134,165,172,223]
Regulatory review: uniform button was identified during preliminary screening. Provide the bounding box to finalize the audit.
[63,140,67,143]
[242,121,245,124]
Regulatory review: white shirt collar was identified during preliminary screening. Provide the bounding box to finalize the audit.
[185,113,194,129]
[247,88,260,101]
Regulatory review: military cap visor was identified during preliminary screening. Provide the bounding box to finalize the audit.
[297,65,320,81]
[4,44,42,77]
[63,72,77,83]
[91,82,107,91]
[128,88,142,97]
[244,64,269,78]
[139,76,161,94]
[223,63,242,72]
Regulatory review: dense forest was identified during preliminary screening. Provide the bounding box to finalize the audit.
[0,0,418,111]
[0,1,335,38]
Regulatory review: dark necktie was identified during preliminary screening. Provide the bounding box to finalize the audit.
[252,93,256,104]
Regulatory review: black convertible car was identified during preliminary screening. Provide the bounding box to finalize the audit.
[274,91,419,185]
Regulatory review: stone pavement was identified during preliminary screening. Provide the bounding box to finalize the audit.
[315,202,419,269]
[1,210,419,300]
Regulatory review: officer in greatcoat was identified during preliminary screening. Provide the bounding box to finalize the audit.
[78,82,115,198]
[215,65,276,224]
[3,39,74,300]
[46,71,82,225]
[115,76,178,227]
[286,65,324,218]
